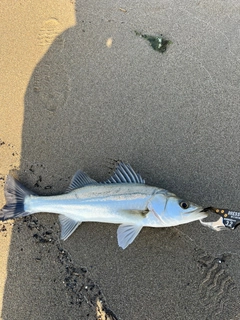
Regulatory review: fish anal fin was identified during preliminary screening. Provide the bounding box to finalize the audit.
[59,214,81,240]
[117,224,143,249]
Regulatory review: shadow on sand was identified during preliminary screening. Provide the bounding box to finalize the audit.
[2,1,240,319]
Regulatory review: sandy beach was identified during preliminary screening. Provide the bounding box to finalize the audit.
[1,0,240,319]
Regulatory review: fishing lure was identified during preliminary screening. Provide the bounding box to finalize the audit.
[201,207,240,230]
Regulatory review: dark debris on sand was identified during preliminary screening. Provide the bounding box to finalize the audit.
[21,215,118,319]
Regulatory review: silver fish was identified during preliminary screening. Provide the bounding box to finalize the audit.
[0,162,208,249]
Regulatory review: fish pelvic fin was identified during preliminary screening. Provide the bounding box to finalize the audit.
[117,224,143,249]
[0,175,35,221]
[59,214,82,240]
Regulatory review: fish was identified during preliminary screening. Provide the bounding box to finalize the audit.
[0,162,208,249]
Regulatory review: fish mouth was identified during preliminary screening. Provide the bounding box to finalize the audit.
[198,208,208,218]
[200,207,213,213]
[187,206,208,218]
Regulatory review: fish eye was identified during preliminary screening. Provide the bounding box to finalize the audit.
[179,201,189,209]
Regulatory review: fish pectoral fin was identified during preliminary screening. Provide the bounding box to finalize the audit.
[117,224,143,249]
[59,214,82,240]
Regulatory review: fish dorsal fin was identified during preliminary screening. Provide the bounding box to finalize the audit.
[66,170,97,193]
[59,214,82,240]
[117,224,143,249]
[103,162,145,184]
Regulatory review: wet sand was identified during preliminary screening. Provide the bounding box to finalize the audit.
[1,0,240,319]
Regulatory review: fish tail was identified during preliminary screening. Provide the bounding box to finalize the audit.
[0,175,36,221]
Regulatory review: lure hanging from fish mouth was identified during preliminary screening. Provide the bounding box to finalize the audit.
[200,207,240,231]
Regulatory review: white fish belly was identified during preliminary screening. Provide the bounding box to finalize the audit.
[24,184,159,225]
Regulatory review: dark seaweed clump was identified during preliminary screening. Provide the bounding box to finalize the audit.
[135,31,171,53]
